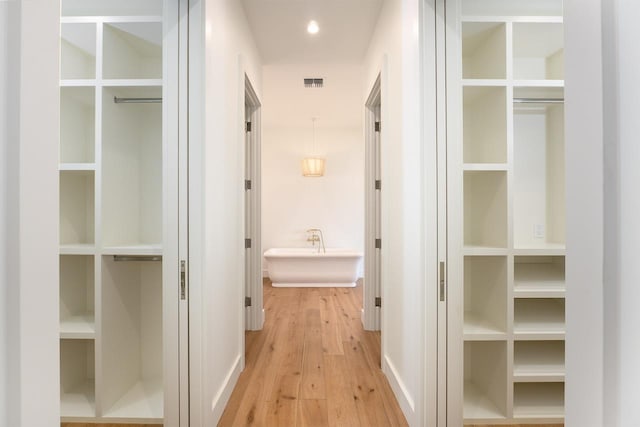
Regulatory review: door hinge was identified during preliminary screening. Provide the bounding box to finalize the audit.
[245,238,252,249]
[180,260,186,300]
[246,121,252,132]
[375,238,382,249]
[375,297,382,307]
[375,121,381,132]
[439,261,446,302]
[245,179,252,190]
[245,296,252,307]
[375,180,381,190]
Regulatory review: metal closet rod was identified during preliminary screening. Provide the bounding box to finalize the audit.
[113,255,162,262]
[113,96,162,104]
[513,97,564,104]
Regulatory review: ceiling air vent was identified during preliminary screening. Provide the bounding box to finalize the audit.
[304,78,324,88]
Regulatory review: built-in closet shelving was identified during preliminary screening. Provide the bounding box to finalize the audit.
[460,0,565,424]
[59,0,164,423]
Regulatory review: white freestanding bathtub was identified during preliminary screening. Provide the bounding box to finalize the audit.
[264,248,363,287]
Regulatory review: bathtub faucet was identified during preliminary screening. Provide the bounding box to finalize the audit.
[306,228,326,254]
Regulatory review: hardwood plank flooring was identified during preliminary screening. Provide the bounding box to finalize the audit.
[218,279,408,427]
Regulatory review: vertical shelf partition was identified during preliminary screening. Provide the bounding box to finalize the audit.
[59,0,163,423]
[461,0,565,424]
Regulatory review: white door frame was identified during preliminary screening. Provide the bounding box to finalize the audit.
[419,0,443,425]
[364,75,382,332]
[163,0,189,425]
[244,75,264,331]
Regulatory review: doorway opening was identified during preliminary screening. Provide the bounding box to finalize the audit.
[244,75,263,331]
[364,74,382,331]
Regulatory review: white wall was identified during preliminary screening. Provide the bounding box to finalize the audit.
[261,64,364,273]
[363,0,426,424]
[602,0,640,425]
[0,3,12,423]
[564,0,605,425]
[190,0,263,424]
[0,1,61,426]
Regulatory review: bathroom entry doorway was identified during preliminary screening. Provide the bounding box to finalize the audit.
[244,75,264,331]
[364,74,382,331]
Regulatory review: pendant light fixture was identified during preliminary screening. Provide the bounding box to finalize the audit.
[301,117,325,177]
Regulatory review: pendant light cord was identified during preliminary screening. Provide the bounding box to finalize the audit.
[312,117,316,156]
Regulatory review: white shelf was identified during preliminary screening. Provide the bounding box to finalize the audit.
[61,379,95,419]
[462,78,508,86]
[513,79,564,87]
[463,381,506,422]
[463,245,508,256]
[61,79,97,87]
[513,382,564,419]
[62,0,162,17]
[464,312,507,340]
[103,78,163,87]
[513,244,566,256]
[514,258,565,298]
[61,315,96,339]
[60,163,96,171]
[102,244,162,256]
[60,244,95,255]
[103,378,163,422]
[463,163,508,171]
[514,299,565,339]
[461,0,563,17]
[514,341,565,382]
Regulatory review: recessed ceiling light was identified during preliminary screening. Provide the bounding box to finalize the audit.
[307,20,319,35]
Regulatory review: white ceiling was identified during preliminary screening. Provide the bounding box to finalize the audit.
[241,0,384,64]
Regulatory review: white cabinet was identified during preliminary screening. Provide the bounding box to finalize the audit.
[458,0,565,424]
[58,0,166,423]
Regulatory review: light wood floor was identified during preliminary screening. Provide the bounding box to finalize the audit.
[218,279,409,426]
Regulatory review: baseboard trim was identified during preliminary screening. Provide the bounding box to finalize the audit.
[211,353,243,422]
[382,355,416,422]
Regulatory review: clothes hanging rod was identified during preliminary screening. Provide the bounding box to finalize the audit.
[113,96,162,104]
[113,255,162,262]
[513,98,564,104]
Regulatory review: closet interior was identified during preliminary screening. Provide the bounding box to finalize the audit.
[59,0,164,423]
[460,0,565,424]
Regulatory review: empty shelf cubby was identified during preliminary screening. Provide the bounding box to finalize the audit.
[103,23,162,80]
[463,86,507,164]
[513,23,564,80]
[464,256,508,339]
[462,22,506,79]
[60,86,95,164]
